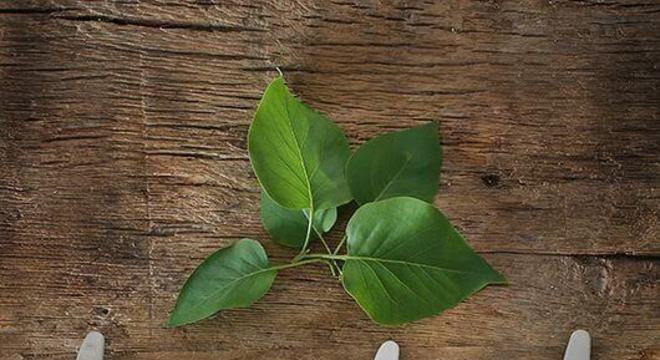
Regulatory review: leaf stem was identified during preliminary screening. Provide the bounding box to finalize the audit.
[333,234,348,254]
[315,230,332,254]
[302,253,348,261]
[297,204,315,259]
[300,253,346,277]
[312,230,337,276]
[302,210,333,255]
[301,210,340,276]
[297,208,342,276]
[271,258,326,271]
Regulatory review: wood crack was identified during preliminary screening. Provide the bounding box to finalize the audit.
[478,250,660,260]
[55,14,266,33]
[0,7,79,15]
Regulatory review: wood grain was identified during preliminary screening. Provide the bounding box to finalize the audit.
[1,1,658,359]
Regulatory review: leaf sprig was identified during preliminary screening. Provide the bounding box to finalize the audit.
[167,76,506,328]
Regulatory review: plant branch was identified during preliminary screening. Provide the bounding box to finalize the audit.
[298,209,341,276]
[271,258,327,271]
[333,234,348,254]
[302,210,333,255]
[301,253,347,277]
[311,228,338,276]
[288,253,336,277]
[303,210,341,275]
[303,253,348,261]
[314,228,332,254]
[296,204,315,259]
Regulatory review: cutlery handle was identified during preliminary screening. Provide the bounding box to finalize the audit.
[563,330,590,360]
[76,331,104,360]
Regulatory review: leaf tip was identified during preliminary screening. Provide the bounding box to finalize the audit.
[491,270,508,285]
[165,309,205,328]
[165,314,182,328]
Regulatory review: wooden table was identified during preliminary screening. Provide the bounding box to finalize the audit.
[1,1,658,359]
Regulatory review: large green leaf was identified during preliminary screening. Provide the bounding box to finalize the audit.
[167,239,277,327]
[261,191,337,248]
[346,122,441,205]
[340,197,505,325]
[248,76,352,211]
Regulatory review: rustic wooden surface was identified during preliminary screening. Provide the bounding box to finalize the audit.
[1,1,659,359]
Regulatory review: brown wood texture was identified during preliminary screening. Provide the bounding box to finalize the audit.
[1,1,658,359]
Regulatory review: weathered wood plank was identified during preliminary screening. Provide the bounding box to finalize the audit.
[1,1,659,359]
[20,0,655,255]
[2,251,658,359]
[0,9,153,359]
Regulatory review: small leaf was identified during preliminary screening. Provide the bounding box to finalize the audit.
[248,76,352,210]
[261,191,337,248]
[307,207,337,233]
[346,122,442,204]
[168,239,277,327]
[340,197,505,325]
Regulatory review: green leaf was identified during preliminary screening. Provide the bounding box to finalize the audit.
[167,239,277,327]
[340,197,505,325]
[261,191,337,248]
[346,122,442,205]
[308,207,337,233]
[248,76,352,211]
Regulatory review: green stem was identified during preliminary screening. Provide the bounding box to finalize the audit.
[303,253,348,262]
[312,229,337,276]
[302,210,333,255]
[271,258,326,271]
[301,254,346,278]
[303,211,340,276]
[297,208,341,277]
[314,229,332,254]
[333,234,348,255]
[296,205,315,259]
